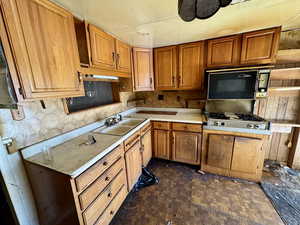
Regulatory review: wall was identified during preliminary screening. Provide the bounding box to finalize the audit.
[135,90,206,109]
[0,92,136,150]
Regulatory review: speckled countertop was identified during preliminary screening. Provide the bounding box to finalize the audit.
[24,108,206,178]
[129,108,206,124]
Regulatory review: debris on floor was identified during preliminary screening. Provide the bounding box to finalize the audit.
[261,160,300,225]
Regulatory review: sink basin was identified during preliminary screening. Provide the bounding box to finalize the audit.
[93,118,146,136]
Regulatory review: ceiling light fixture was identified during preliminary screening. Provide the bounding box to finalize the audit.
[178,0,233,21]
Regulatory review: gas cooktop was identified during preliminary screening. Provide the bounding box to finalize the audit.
[206,112,270,131]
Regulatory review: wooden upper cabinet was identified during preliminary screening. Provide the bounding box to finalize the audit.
[240,27,281,65]
[116,39,131,73]
[172,131,201,165]
[132,48,154,91]
[89,24,116,70]
[207,35,241,68]
[178,42,205,90]
[154,46,177,90]
[2,0,83,99]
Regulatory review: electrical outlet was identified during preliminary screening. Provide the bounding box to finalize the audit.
[158,95,164,100]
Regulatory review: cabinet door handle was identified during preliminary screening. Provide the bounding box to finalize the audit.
[110,210,115,215]
[172,75,175,85]
[108,192,112,198]
[103,161,108,166]
[105,176,110,181]
[150,77,153,85]
[116,54,120,66]
[178,76,182,84]
[112,52,115,62]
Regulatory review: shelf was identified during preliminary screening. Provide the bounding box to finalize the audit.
[271,67,300,80]
[276,49,300,64]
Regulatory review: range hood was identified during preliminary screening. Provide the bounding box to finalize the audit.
[82,74,119,82]
[0,40,18,109]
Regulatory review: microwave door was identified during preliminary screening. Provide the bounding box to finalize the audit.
[0,40,18,109]
[208,71,257,100]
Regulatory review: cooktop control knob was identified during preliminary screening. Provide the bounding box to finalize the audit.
[254,125,260,129]
[247,124,255,129]
[214,121,224,126]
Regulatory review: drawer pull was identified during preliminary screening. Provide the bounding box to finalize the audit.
[108,192,112,198]
[105,176,110,181]
[103,162,108,166]
[110,210,115,215]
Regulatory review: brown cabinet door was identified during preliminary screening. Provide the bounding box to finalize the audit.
[231,137,263,174]
[6,0,83,99]
[141,129,152,167]
[206,135,234,169]
[240,27,281,65]
[178,42,205,90]
[207,35,241,68]
[172,131,201,165]
[154,46,177,90]
[153,129,170,160]
[116,39,131,73]
[125,141,142,191]
[89,24,116,70]
[133,48,154,91]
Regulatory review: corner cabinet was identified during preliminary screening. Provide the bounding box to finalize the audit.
[201,130,267,181]
[154,46,178,90]
[241,27,281,65]
[207,35,241,68]
[178,42,205,90]
[132,48,154,91]
[1,0,84,99]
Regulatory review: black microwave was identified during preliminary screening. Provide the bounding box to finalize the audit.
[207,67,271,100]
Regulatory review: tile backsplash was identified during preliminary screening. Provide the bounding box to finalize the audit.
[135,91,206,109]
[0,92,135,149]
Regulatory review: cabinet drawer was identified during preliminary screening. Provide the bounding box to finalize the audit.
[94,186,127,225]
[83,170,127,225]
[75,145,124,192]
[152,121,171,130]
[79,158,125,210]
[141,122,151,136]
[172,123,202,132]
[124,131,141,151]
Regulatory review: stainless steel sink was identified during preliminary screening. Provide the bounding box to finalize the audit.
[93,118,145,136]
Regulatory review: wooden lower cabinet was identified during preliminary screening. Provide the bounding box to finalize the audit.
[25,144,129,225]
[153,129,171,160]
[172,131,201,165]
[153,122,202,165]
[125,141,142,191]
[201,130,266,181]
[141,129,152,167]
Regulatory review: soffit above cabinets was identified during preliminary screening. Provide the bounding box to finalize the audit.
[53,0,300,48]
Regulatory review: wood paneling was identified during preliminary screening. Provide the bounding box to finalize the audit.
[132,48,154,91]
[172,131,201,165]
[206,134,234,169]
[154,46,177,90]
[141,129,152,167]
[116,39,131,73]
[178,41,205,90]
[207,35,241,68]
[241,27,281,65]
[153,129,170,160]
[3,0,84,99]
[255,91,300,163]
[125,141,142,191]
[89,24,116,70]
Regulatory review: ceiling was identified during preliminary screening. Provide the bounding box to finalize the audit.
[53,0,300,48]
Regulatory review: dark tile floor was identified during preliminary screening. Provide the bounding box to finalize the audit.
[111,159,284,225]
